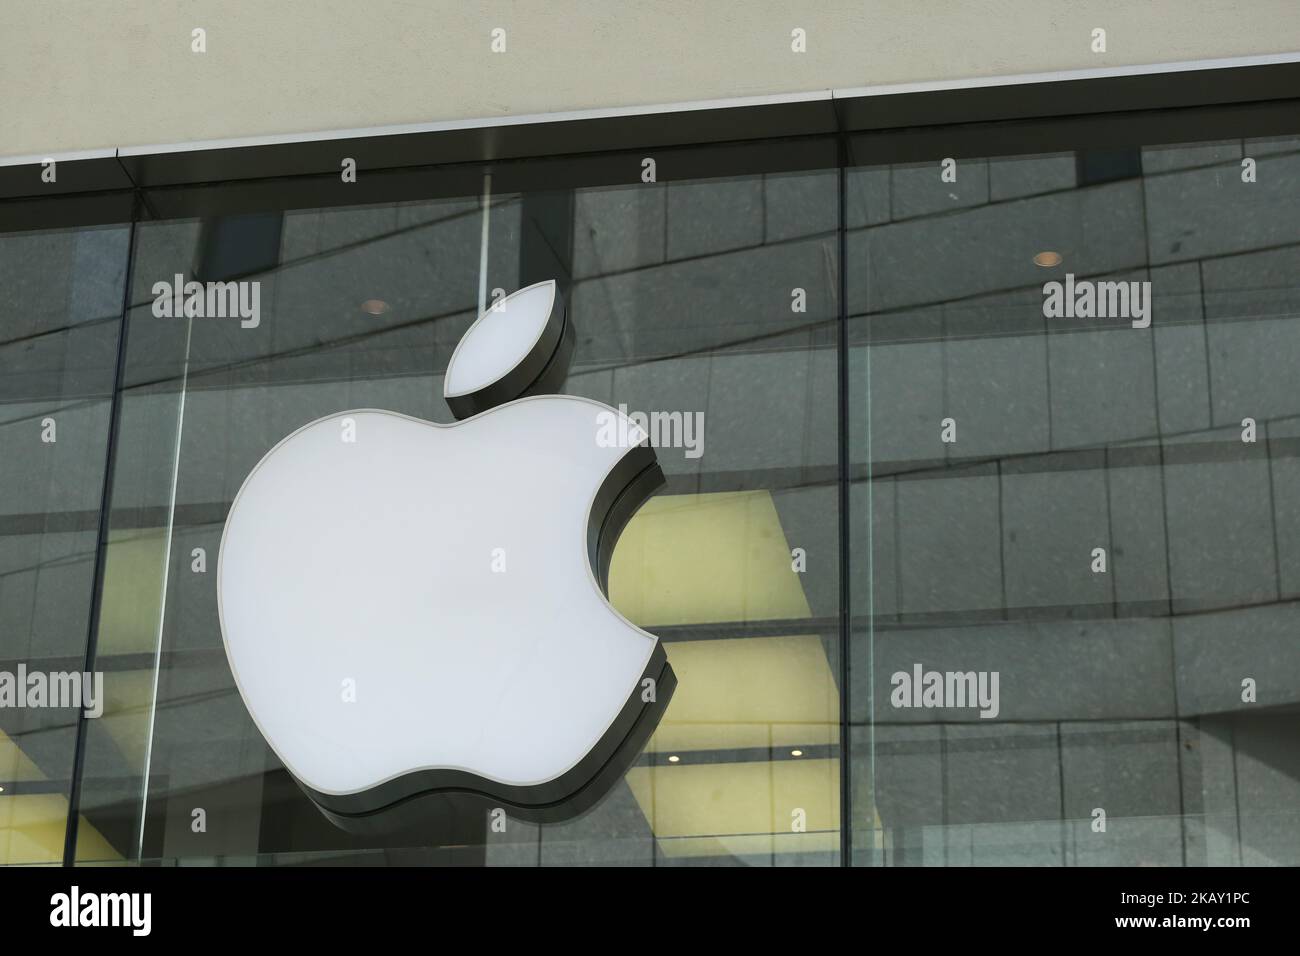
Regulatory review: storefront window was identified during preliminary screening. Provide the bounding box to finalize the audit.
[849,135,1300,865]
[0,218,129,864]
[3,114,1298,867]
[71,146,843,865]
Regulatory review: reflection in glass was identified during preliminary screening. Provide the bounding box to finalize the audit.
[850,139,1300,865]
[73,163,841,865]
[0,222,128,864]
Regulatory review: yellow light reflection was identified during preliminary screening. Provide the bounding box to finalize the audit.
[609,491,813,626]
[611,491,843,857]
[0,795,120,865]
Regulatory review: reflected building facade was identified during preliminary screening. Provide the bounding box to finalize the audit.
[1,88,1299,865]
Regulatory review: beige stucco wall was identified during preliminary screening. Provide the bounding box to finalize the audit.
[3,0,1300,160]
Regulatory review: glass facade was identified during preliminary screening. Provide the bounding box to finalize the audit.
[2,112,1299,865]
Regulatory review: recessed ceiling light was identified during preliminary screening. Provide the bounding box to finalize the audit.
[667,755,680,764]
[360,299,390,316]
[1033,251,1063,268]
[790,749,803,757]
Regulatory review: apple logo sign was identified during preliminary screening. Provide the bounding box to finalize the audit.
[218,280,675,831]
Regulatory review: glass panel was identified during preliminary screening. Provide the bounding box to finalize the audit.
[556,168,841,865]
[76,148,841,865]
[849,134,1300,865]
[12,111,1286,869]
[0,219,129,864]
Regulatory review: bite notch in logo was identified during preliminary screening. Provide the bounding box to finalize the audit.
[218,280,675,827]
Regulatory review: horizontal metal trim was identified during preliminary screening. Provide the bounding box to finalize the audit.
[5,51,1298,170]
[0,147,117,169]
[0,53,1297,202]
[832,50,1300,100]
[112,90,835,160]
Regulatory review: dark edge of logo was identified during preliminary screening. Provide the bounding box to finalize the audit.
[589,441,665,593]
[445,283,570,420]
[314,652,676,834]
[300,406,674,830]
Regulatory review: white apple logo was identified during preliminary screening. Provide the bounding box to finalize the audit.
[218,280,674,826]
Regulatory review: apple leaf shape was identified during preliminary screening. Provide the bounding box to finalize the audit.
[218,283,673,828]
[443,279,573,419]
